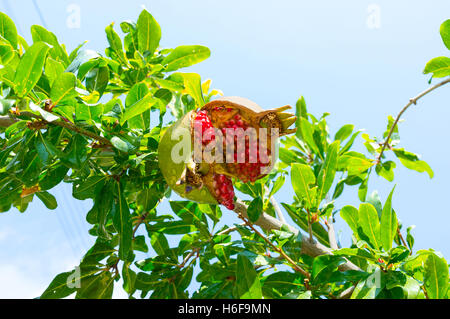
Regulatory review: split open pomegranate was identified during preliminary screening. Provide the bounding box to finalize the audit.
[158,97,296,210]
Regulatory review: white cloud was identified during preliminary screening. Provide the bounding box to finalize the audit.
[0,265,43,298]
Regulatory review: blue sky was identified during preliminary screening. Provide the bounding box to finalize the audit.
[0,0,449,298]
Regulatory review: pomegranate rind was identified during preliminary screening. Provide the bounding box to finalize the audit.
[158,111,218,204]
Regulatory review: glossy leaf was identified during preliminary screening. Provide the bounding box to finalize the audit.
[247,196,263,222]
[0,12,18,48]
[50,72,77,106]
[30,25,69,66]
[424,253,449,299]
[112,182,133,260]
[120,92,155,125]
[317,140,339,201]
[14,42,51,97]
[393,148,433,178]
[137,9,161,57]
[440,19,450,50]
[36,191,57,210]
[291,163,316,209]
[162,45,210,72]
[380,187,397,251]
[423,56,450,78]
[358,203,381,250]
[340,205,359,235]
[236,254,262,299]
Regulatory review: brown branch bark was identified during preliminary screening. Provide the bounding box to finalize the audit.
[233,199,360,272]
[0,112,112,146]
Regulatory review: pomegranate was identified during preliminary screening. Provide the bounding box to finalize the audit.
[158,97,296,210]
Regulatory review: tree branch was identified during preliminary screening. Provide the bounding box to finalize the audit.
[236,211,310,278]
[376,77,450,163]
[326,217,339,250]
[265,185,287,223]
[0,115,18,127]
[233,199,360,273]
[0,112,112,146]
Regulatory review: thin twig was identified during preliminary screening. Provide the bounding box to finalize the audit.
[376,77,450,163]
[421,285,430,299]
[178,248,200,269]
[397,227,408,248]
[216,224,245,236]
[236,212,310,279]
[0,112,112,146]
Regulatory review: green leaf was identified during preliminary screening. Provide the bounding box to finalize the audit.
[375,161,396,182]
[105,23,127,65]
[338,152,374,176]
[406,225,415,251]
[77,272,114,299]
[358,203,381,250]
[247,196,263,222]
[440,19,450,50]
[380,187,397,251]
[50,72,77,106]
[359,178,369,202]
[125,83,150,129]
[14,42,51,97]
[61,134,88,169]
[150,232,170,256]
[178,72,205,106]
[334,124,354,141]
[45,57,65,86]
[122,262,137,295]
[120,92,155,125]
[29,102,59,122]
[30,25,69,66]
[40,271,76,299]
[136,188,160,212]
[75,102,103,123]
[366,190,382,219]
[423,56,450,78]
[85,66,109,97]
[73,175,107,200]
[340,205,359,236]
[389,246,410,264]
[393,148,433,178]
[291,163,316,209]
[110,136,137,153]
[66,49,100,74]
[36,191,57,210]
[261,271,304,298]
[317,140,339,201]
[424,253,449,299]
[295,96,307,139]
[39,165,69,191]
[0,12,18,48]
[282,203,329,246]
[236,254,262,299]
[112,182,133,260]
[35,132,60,165]
[133,235,149,253]
[311,255,346,284]
[137,9,161,57]
[299,117,320,156]
[162,45,210,72]
[333,248,377,262]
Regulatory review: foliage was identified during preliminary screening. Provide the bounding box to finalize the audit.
[0,11,449,299]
